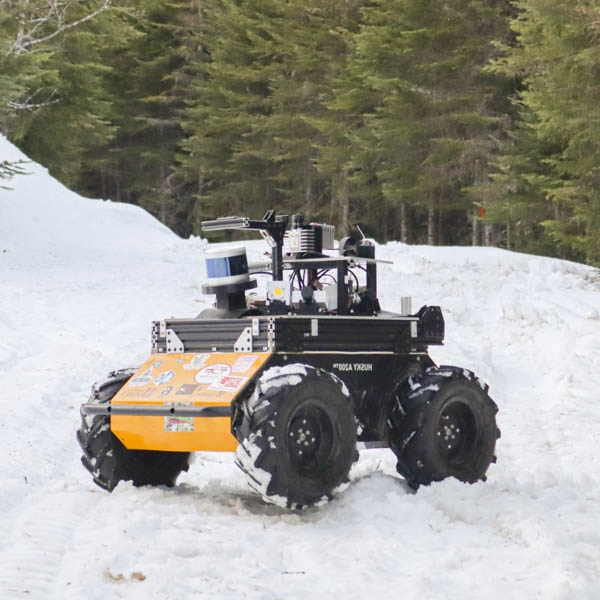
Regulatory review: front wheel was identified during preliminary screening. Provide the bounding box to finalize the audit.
[235,364,357,508]
[389,366,500,489]
[77,369,191,491]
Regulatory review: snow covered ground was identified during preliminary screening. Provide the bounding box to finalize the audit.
[1,134,600,599]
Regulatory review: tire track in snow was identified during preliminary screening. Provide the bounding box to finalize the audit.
[0,488,97,598]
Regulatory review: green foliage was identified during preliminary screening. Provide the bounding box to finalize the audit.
[3,0,600,265]
[490,0,600,264]
[0,1,135,187]
[178,0,512,242]
[0,159,29,189]
[89,0,195,235]
[178,0,361,232]
[0,1,60,122]
[342,0,513,243]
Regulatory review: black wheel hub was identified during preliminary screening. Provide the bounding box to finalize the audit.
[290,416,320,454]
[287,405,334,474]
[435,400,477,462]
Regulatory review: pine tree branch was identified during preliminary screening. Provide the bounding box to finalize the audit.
[7,97,61,110]
[7,0,112,56]
[0,159,30,189]
[7,89,61,111]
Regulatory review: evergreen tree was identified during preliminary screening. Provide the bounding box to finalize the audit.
[178,0,363,232]
[86,0,196,235]
[0,0,195,235]
[342,0,513,244]
[481,108,561,255]
[0,1,61,122]
[1,0,517,247]
[178,0,280,224]
[492,0,600,264]
[0,1,135,189]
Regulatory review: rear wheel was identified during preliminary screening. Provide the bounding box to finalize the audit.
[389,366,500,489]
[77,369,190,491]
[235,364,357,508]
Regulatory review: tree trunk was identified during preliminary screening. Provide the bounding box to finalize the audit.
[381,200,389,241]
[472,210,481,246]
[304,163,313,215]
[115,163,121,203]
[331,172,349,236]
[484,223,493,247]
[158,165,168,225]
[400,202,409,243]
[427,203,436,245]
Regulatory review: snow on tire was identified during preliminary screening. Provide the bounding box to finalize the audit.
[235,364,357,509]
[389,366,500,489]
[77,369,190,491]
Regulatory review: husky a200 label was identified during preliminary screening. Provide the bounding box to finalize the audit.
[332,362,373,372]
[110,352,271,452]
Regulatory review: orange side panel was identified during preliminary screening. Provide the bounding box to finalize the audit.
[112,415,237,452]
[110,352,271,452]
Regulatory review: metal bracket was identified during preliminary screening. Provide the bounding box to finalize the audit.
[267,318,276,351]
[311,318,319,337]
[152,320,167,353]
[259,229,276,248]
[166,328,185,353]
[410,320,418,338]
[234,326,253,352]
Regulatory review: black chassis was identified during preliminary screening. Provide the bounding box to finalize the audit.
[152,305,444,445]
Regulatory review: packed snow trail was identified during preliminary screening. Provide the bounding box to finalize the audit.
[2,134,600,599]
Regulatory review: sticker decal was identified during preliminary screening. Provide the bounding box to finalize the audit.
[154,370,175,386]
[209,375,247,392]
[164,403,194,432]
[195,364,231,384]
[183,354,210,370]
[176,383,199,395]
[164,416,194,432]
[129,361,163,387]
[165,416,193,432]
[160,385,173,397]
[129,366,154,387]
[141,388,155,399]
[231,355,258,374]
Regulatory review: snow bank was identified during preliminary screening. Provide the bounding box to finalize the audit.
[0,136,175,267]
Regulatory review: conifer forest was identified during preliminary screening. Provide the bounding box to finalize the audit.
[2,1,600,266]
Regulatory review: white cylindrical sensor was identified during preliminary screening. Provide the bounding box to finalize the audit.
[204,246,250,286]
